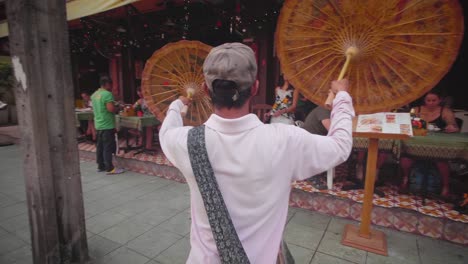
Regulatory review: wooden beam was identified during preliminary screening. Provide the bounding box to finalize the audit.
[6,0,89,263]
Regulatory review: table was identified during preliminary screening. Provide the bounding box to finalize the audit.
[115,115,160,131]
[75,112,161,153]
[75,111,94,121]
[115,115,161,154]
[401,132,468,161]
[327,137,399,189]
[76,112,161,130]
[75,110,94,127]
[340,132,468,255]
[353,137,395,151]
[75,111,95,143]
[350,132,468,164]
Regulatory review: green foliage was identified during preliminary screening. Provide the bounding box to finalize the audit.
[0,61,15,105]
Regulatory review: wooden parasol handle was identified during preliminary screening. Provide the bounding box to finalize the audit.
[325,47,358,109]
[181,88,195,117]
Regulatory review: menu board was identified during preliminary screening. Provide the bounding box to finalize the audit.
[356,112,413,136]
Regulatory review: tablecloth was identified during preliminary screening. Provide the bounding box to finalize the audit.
[115,115,160,131]
[401,132,468,160]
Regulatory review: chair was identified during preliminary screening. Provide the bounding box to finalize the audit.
[295,120,304,127]
[251,104,272,123]
[454,111,468,133]
[456,118,463,131]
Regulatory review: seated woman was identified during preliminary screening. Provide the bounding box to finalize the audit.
[80,91,96,141]
[400,91,459,197]
[412,91,459,132]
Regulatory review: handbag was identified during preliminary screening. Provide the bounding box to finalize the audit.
[187,125,294,264]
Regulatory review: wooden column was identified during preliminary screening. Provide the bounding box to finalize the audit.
[6,0,89,263]
[110,57,122,101]
[122,47,136,103]
[71,53,81,99]
[122,5,137,103]
[251,25,275,105]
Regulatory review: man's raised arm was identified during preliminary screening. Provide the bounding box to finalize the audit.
[159,97,191,166]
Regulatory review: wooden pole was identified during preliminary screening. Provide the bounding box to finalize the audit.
[324,46,358,109]
[359,138,379,237]
[341,136,387,255]
[324,47,358,187]
[6,0,89,263]
[342,132,408,255]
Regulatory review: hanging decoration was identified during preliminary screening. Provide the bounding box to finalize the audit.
[182,0,191,39]
[69,1,282,55]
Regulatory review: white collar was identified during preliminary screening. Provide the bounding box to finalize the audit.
[204,113,263,134]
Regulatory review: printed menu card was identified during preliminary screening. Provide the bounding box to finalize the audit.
[355,112,413,136]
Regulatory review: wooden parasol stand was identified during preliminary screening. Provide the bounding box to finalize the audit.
[341,131,409,255]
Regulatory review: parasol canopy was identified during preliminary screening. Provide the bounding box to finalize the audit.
[276,0,464,114]
[141,40,213,126]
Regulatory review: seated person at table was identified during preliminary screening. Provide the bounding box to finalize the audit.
[81,91,93,109]
[302,106,388,193]
[411,90,459,132]
[133,87,151,115]
[301,106,331,189]
[80,91,96,141]
[133,87,157,150]
[303,106,331,136]
[400,91,459,197]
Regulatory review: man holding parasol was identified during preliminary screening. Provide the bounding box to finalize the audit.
[159,42,355,263]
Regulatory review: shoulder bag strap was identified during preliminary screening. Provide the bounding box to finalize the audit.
[187,125,250,264]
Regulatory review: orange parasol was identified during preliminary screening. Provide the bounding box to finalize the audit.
[275,0,464,114]
[141,40,213,126]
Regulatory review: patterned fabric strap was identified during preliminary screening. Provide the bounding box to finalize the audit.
[187,126,251,264]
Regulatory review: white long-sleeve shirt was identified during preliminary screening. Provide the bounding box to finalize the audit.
[159,91,355,264]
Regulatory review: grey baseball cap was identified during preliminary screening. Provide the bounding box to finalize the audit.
[203,42,258,92]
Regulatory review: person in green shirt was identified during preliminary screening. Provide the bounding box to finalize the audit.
[91,76,124,174]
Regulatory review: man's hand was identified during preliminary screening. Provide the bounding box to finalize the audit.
[331,79,349,94]
[106,102,116,114]
[272,110,284,117]
[179,96,192,105]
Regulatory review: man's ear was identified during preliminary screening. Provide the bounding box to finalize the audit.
[203,82,211,96]
[251,80,259,96]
